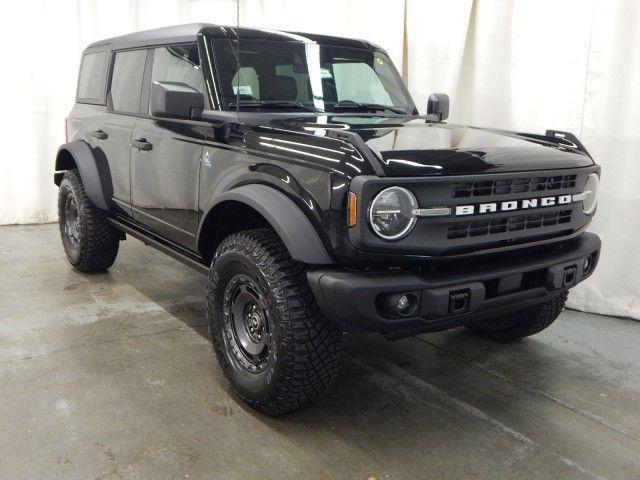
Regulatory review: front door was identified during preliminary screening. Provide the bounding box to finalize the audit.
[130,44,207,250]
[130,118,204,249]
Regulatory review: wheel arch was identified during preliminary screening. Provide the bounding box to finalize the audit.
[198,184,335,266]
[54,140,113,211]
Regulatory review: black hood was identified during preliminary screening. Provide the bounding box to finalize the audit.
[281,115,594,176]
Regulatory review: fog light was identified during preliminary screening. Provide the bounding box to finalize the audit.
[377,292,419,318]
[397,294,411,314]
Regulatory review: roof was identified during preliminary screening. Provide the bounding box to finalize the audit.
[86,23,214,49]
[85,23,381,51]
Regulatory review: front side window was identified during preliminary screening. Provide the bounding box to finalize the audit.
[150,44,205,100]
[77,51,109,102]
[110,49,146,114]
[213,39,414,114]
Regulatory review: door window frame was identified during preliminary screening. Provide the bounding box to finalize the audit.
[105,41,218,121]
[140,42,212,119]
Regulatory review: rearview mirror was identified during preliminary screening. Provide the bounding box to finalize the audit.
[150,81,204,119]
[427,93,449,121]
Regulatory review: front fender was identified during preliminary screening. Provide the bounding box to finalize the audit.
[199,184,335,265]
[54,140,113,210]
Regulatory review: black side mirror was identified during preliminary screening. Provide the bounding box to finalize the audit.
[427,93,449,121]
[150,81,204,119]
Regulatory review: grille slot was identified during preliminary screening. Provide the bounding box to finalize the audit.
[447,210,572,239]
[453,175,577,198]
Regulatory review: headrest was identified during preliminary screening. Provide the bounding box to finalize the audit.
[265,75,298,101]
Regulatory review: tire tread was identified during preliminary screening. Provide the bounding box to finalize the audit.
[467,293,568,342]
[58,170,119,272]
[206,229,342,415]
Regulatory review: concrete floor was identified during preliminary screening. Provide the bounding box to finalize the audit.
[1,224,639,480]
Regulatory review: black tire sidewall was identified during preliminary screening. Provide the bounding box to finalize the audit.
[209,249,282,402]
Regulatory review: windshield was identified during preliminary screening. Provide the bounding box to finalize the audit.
[212,39,416,115]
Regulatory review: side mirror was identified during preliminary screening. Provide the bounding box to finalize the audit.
[427,93,449,121]
[150,81,204,119]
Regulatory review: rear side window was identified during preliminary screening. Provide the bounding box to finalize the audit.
[77,51,109,103]
[150,44,205,95]
[109,50,147,114]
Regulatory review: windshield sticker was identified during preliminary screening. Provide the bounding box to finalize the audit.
[319,68,333,79]
[233,85,253,95]
[375,57,384,65]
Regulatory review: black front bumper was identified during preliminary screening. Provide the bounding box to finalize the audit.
[308,233,600,339]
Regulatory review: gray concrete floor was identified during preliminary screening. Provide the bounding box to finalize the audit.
[1,224,639,480]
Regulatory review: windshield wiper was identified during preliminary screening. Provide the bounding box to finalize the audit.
[229,100,320,112]
[328,100,408,115]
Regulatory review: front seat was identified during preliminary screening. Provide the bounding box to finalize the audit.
[264,75,298,101]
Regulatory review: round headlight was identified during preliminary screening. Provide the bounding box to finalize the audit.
[368,187,418,240]
[582,173,599,215]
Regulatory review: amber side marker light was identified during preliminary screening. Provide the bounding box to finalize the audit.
[347,191,358,227]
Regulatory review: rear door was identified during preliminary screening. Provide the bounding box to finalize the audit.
[95,49,147,216]
[76,48,147,218]
[130,44,207,249]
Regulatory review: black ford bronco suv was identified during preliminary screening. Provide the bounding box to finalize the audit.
[55,24,601,414]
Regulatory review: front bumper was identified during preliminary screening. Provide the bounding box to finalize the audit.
[308,232,600,339]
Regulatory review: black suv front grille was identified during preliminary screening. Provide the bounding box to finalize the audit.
[447,210,573,239]
[351,166,596,257]
[453,175,577,198]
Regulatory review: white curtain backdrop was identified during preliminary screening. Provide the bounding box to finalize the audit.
[1,0,638,319]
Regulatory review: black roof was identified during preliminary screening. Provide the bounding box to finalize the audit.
[86,23,381,51]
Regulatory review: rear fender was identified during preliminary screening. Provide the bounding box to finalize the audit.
[54,140,113,210]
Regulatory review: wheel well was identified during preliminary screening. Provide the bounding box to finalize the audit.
[54,149,77,185]
[198,201,271,264]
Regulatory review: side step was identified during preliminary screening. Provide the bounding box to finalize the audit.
[108,217,209,275]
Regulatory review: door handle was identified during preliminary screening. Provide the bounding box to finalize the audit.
[131,138,153,151]
[89,130,108,140]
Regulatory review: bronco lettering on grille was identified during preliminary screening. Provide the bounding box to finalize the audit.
[455,195,573,216]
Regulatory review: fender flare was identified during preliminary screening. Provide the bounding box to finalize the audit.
[54,140,113,210]
[199,184,335,265]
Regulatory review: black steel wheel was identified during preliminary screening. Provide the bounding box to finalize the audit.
[206,229,342,415]
[62,192,81,255]
[57,170,120,272]
[222,274,272,373]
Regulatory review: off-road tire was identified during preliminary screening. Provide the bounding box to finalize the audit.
[466,293,568,342]
[206,229,342,415]
[58,170,120,272]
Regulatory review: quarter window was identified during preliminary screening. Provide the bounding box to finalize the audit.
[110,50,147,114]
[77,51,109,102]
[150,44,205,97]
